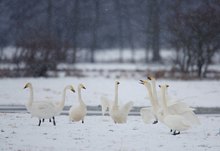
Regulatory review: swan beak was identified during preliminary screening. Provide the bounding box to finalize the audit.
[83,86,86,89]
[147,76,151,80]
[139,80,144,85]
[71,88,75,93]
[24,85,28,89]
[117,81,120,85]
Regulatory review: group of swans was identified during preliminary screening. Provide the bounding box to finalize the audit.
[24,83,87,126]
[139,77,200,135]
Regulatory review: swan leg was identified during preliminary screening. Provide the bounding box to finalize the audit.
[152,120,158,124]
[42,119,45,122]
[38,119,41,126]
[82,120,84,123]
[52,117,56,126]
[170,129,173,132]
[172,130,180,135]
[49,119,51,122]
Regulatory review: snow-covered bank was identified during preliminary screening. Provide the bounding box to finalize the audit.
[0,113,220,151]
[0,77,220,107]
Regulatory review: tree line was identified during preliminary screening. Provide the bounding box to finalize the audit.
[0,0,219,77]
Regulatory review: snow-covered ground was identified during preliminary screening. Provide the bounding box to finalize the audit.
[0,77,220,107]
[0,113,220,151]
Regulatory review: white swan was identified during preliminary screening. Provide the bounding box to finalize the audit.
[157,84,191,135]
[69,83,87,123]
[24,83,75,126]
[148,76,200,125]
[140,80,160,124]
[109,81,133,124]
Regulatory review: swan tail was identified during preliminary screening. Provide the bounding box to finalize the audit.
[100,96,110,116]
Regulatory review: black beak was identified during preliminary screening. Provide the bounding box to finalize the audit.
[117,82,120,85]
[147,76,151,80]
[24,86,27,89]
[71,89,75,93]
[83,86,86,89]
[139,80,144,85]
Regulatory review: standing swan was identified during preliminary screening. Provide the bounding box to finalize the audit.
[109,81,133,124]
[24,83,75,126]
[140,80,160,124]
[158,84,191,135]
[69,84,87,123]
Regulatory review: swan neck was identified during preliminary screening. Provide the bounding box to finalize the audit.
[28,86,34,106]
[78,86,84,105]
[60,87,67,107]
[146,84,157,111]
[161,87,168,114]
[114,84,118,105]
[152,80,159,106]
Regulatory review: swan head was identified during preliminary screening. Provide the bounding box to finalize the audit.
[115,81,120,85]
[79,83,86,90]
[66,85,75,92]
[158,84,169,88]
[139,80,150,87]
[24,83,32,89]
[147,76,156,81]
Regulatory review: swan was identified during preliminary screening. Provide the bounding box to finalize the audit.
[69,83,87,123]
[24,83,75,126]
[109,81,133,124]
[148,76,200,125]
[157,84,191,135]
[140,80,160,124]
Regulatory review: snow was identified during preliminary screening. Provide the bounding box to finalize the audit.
[0,77,220,107]
[0,113,220,151]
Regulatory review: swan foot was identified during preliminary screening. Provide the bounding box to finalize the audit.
[172,130,180,135]
[38,119,41,126]
[82,120,84,123]
[52,117,56,126]
[152,120,158,124]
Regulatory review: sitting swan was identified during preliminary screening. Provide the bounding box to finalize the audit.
[158,84,191,135]
[24,83,75,126]
[109,81,133,124]
[69,84,87,123]
[148,76,200,125]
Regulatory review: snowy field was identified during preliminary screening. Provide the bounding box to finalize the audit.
[0,77,220,107]
[0,113,220,151]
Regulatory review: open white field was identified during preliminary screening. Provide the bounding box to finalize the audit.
[0,113,220,151]
[0,77,220,107]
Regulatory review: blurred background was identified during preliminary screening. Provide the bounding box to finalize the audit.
[0,0,220,79]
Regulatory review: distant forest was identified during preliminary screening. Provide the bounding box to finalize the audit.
[0,0,219,77]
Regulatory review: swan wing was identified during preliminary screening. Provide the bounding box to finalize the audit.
[100,96,111,115]
[140,107,155,124]
[180,110,200,125]
[121,101,133,115]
